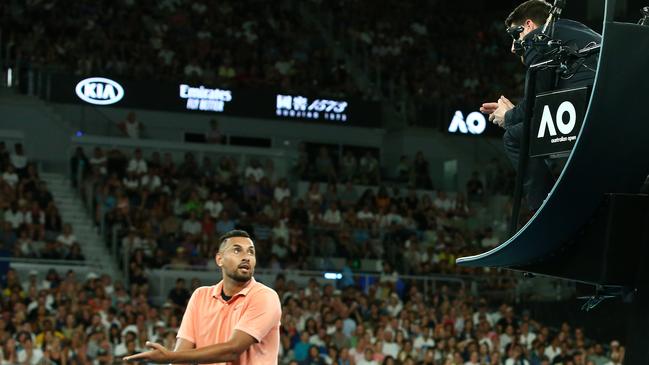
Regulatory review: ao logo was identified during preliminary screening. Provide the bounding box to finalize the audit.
[448,111,486,135]
[75,77,124,105]
[537,101,576,138]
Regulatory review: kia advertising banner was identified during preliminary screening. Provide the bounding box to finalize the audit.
[48,74,382,127]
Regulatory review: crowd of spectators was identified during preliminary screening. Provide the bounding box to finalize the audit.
[71,143,515,289]
[324,1,524,127]
[0,142,84,261]
[2,0,529,128]
[296,144,513,195]
[0,266,625,365]
[0,0,358,98]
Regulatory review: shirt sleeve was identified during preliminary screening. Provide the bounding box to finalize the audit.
[234,289,282,342]
[176,289,199,343]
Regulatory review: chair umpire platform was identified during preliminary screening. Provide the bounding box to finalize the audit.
[456,0,649,363]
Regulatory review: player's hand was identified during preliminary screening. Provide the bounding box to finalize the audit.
[123,341,173,363]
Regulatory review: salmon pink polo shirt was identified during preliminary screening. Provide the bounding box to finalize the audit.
[176,277,282,365]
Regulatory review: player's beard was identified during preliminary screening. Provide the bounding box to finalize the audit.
[226,267,253,283]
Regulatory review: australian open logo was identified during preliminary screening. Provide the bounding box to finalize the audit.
[75,77,125,105]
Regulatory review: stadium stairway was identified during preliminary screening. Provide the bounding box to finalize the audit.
[40,172,120,277]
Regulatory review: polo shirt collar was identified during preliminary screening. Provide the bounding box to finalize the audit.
[211,277,256,300]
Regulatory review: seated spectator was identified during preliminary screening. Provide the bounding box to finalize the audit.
[140,168,162,191]
[339,182,359,209]
[181,212,202,236]
[244,159,265,182]
[215,211,235,234]
[274,178,291,203]
[322,202,342,228]
[5,203,24,230]
[1,165,18,188]
[65,243,85,261]
[16,229,37,257]
[305,182,323,207]
[127,149,148,176]
[204,192,224,219]
[167,278,190,307]
[56,224,78,251]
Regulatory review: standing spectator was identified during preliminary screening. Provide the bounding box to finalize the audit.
[466,171,485,204]
[90,147,108,175]
[315,147,336,182]
[10,143,28,176]
[359,151,380,185]
[395,156,412,183]
[206,119,223,144]
[413,151,432,189]
[70,146,89,187]
[118,112,143,139]
[340,151,358,183]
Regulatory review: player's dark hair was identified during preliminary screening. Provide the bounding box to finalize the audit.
[218,230,252,252]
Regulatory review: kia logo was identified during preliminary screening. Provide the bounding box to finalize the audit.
[75,77,124,105]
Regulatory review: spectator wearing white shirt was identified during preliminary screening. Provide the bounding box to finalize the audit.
[10,143,28,174]
[356,205,375,222]
[244,159,265,182]
[181,212,201,236]
[505,344,530,365]
[56,223,78,249]
[25,202,45,237]
[122,228,142,253]
[118,111,143,139]
[357,348,379,365]
[140,168,162,191]
[413,327,435,353]
[519,322,537,350]
[123,171,140,193]
[433,191,454,212]
[203,192,223,220]
[322,202,342,227]
[127,149,148,175]
[2,165,19,187]
[274,178,291,203]
[499,325,515,353]
[4,203,25,229]
[16,229,37,257]
[384,205,404,227]
[16,337,44,365]
[544,337,562,362]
